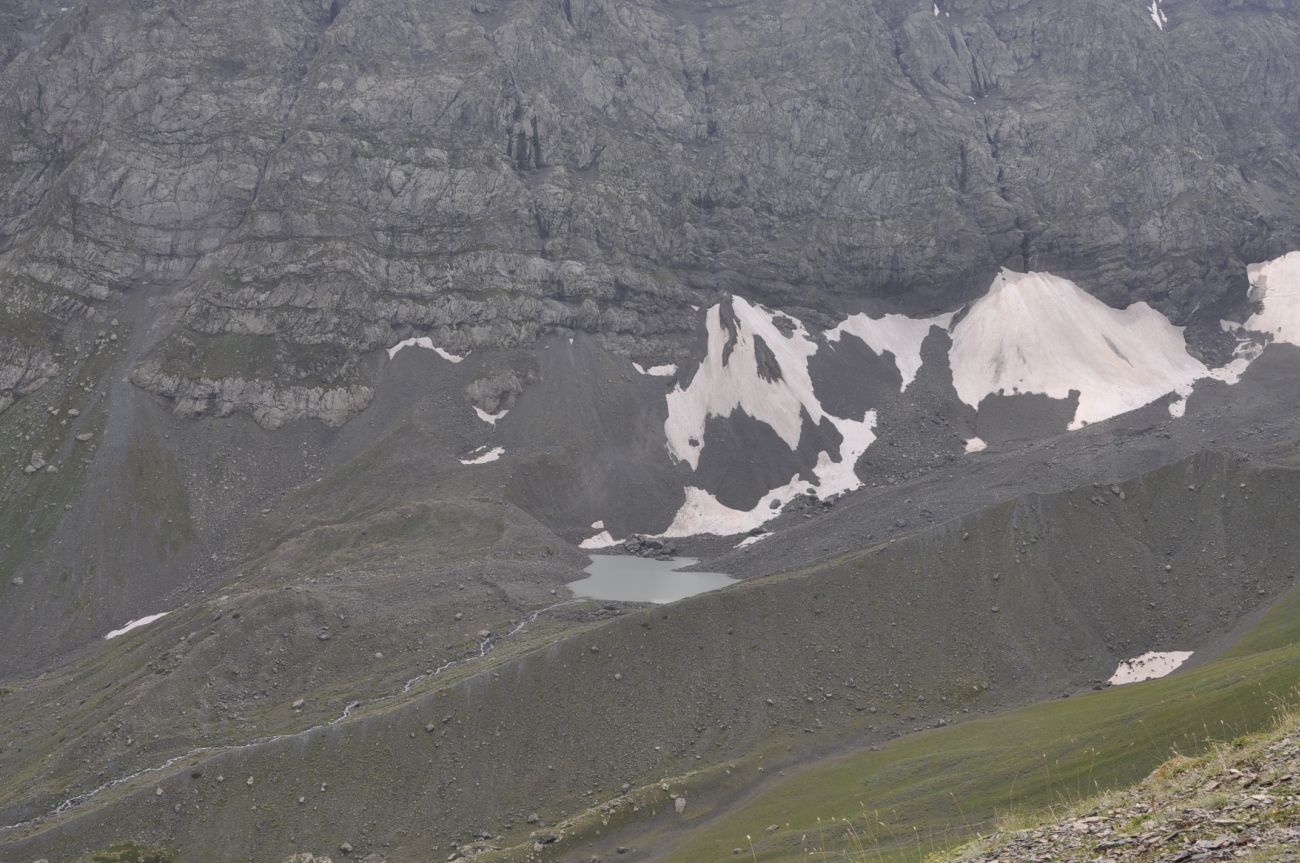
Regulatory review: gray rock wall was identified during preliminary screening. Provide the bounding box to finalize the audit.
[2,0,1298,423]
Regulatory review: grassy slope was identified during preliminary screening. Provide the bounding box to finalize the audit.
[661,578,1300,863]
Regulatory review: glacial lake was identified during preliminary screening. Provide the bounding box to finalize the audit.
[567,555,738,604]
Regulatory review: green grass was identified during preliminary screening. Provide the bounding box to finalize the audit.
[661,584,1300,863]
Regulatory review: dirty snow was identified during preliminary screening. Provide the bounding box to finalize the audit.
[458,446,504,465]
[105,612,170,640]
[665,298,875,470]
[646,256,1300,539]
[1167,250,1300,412]
[474,406,508,425]
[660,297,875,536]
[826,310,954,391]
[1108,650,1193,685]
[948,270,1214,430]
[661,419,874,538]
[386,337,467,363]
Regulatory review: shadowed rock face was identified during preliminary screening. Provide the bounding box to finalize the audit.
[1,0,1299,423]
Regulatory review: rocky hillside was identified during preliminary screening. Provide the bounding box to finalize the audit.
[940,713,1300,863]
[5,3,1300,861]
[5,445,1300,863]
[3,0,1300,424]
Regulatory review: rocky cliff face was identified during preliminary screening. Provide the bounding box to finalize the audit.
[2,0,1299,425]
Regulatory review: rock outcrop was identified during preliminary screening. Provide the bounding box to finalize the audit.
[2,0,1299,423]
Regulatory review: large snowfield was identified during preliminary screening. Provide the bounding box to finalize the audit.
[947,270,1212,430]
[640,256,1295,540]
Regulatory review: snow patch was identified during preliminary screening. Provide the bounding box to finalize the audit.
[1149,0,1168,30]
[660,297,876,536]
[1168,392,1190,418]
[633,362,677,377]
[387,337,467,363]
[1243,252,1300,348]
[661,426,871,538]
[591,520,605,530]
[579,530,619,550]
[665,298,874,469]
[1109,650,1192,685]
[662,484,804,538]
[735,533,768,549]
[458,446,504,465]
[826,311,953,391]
[964,437,987,454]
[948,270,1214,430]
[474,406,508,425]
[105,612,170,641]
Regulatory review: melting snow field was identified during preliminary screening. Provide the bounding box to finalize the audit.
[386,337,467,363]
[1108,651,1193,685]
[948,270,1218,430]
[458,446,504,465]
[660,297,876,536]
[613,254,1293,542]
[826,310,953,391]
[1244,252,1300,347]
[104,612,170,640]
